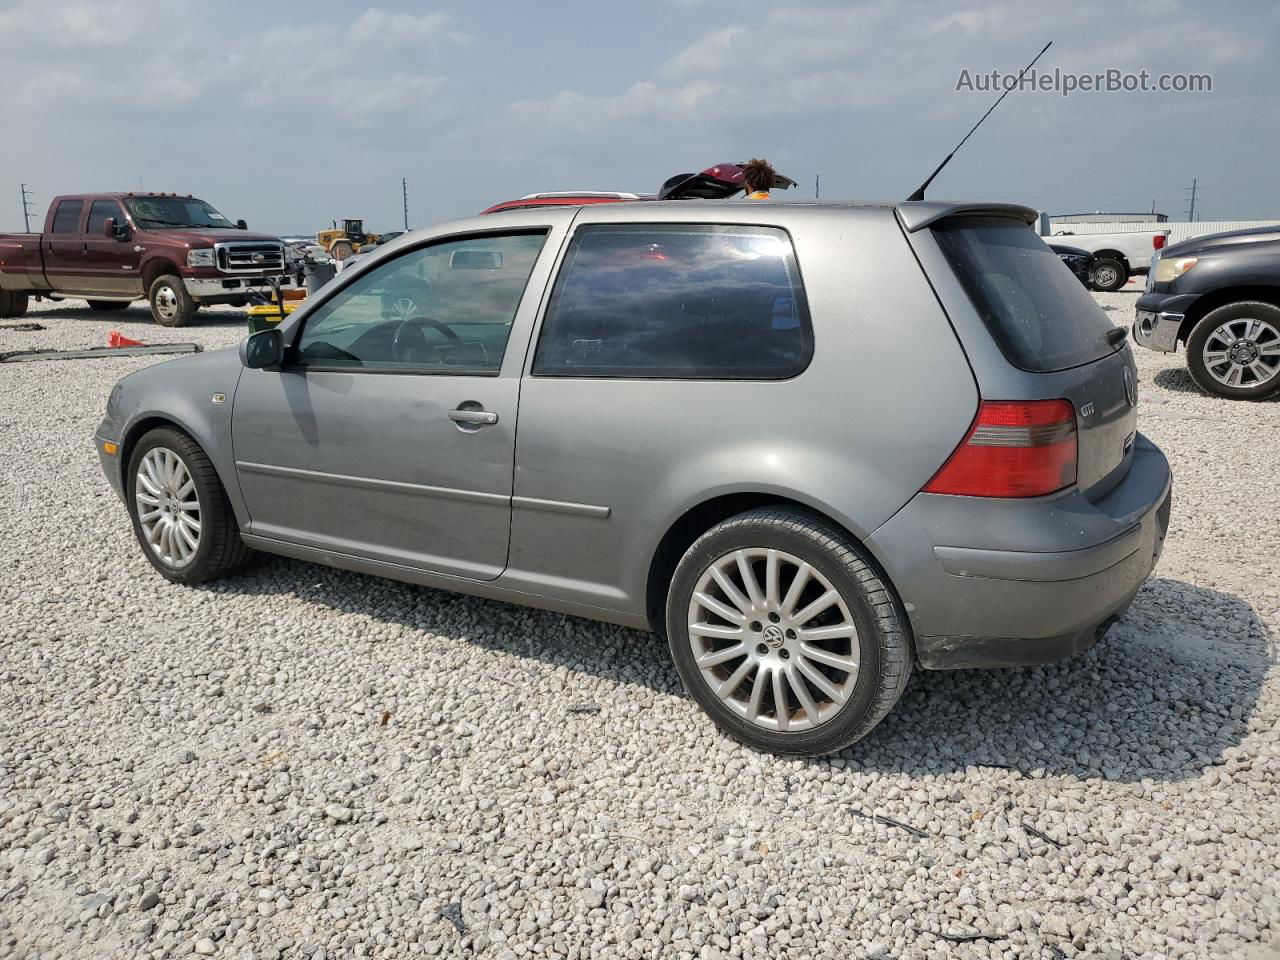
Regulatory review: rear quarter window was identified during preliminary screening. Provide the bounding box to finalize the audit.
[533,223,812,379]
[933,216,1118,372]
[51,200,84,234]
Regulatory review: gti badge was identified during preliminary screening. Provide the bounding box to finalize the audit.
[1080,402,1095,419]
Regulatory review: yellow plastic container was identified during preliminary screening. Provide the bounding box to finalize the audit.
[246,300,300,334]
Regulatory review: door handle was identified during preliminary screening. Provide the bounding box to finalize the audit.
[448,407,499,426]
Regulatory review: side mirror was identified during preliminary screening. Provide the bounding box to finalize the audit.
[104,217,128,240]
[240,328,284,369]
[236,219,248,231]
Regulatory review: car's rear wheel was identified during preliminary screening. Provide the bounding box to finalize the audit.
[148,275,197,327]
[666,507,912,756]
[1186,302,1280,400]
[127,428,253,583]
[87,300,130,312]
[1090,257,1128,291]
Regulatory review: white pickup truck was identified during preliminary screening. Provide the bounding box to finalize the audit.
[1046,227,1172,291]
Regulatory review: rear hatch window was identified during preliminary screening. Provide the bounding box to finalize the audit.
[933,216,1119,372]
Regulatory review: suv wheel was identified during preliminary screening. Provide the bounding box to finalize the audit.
[1090,257,1128,291]
[666,507,912,756]
[0,290,29,318]
[1186,302,1280,400]
[148,275,197,327]
[127,428,253,583]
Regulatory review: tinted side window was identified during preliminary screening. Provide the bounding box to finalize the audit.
[533,224,812,379]
[87,200,123,236]
[51,200,84,234]
[294,232,546,374]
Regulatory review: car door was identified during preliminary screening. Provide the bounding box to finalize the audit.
[44,198,88,292]
[231,225,561,580]
[82,198,141,296]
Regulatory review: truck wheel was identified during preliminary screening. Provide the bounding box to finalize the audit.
[329,240,355,262]
[1186,302,1280,400]
[148,275,197,327]
[0,291,29,318]
[666,507,912,756]
[1090,258,1128,292]
[87,300,130,312]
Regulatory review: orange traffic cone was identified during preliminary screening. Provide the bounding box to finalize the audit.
[108,330,146,348]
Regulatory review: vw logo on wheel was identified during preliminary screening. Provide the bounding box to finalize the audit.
[762,624,786,648]
[1123,366,1137,407]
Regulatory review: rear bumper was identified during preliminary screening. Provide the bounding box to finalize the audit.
[867,434,1172,669]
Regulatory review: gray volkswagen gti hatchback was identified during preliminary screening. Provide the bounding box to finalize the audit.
[96,200,1172,755]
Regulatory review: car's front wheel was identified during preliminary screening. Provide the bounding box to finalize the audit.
[127,428,253,583]
[1090,257,1128,291]
[1186,301,1280,400]
[666,507,912,756]
[148,275,198,327]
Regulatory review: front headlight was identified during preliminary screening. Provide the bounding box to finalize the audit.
[1154,256,1198,284]
[186,248,215,267]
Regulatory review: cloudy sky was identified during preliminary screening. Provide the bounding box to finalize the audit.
[1,0,1275,234]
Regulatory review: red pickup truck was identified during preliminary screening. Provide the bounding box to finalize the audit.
[0,193,297,326]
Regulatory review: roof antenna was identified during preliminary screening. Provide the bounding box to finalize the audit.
[907,41,1052,202]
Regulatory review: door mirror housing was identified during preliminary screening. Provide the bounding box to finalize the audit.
[104,217,128,240]
[236,219,248,231]
[240,328,284,369]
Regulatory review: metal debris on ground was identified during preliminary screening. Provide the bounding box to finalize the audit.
[848,808,928,838]
[0,322,46,331]
[437,902,467,935]
[567,704,601,715]
[1023,821,1067,848]
[0,343,203,363]
[921,928,1007,943]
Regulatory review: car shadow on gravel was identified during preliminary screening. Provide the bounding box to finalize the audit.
[1153,366,1280,401]
[212,564,1269,784]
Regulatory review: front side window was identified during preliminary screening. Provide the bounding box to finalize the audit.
[50,200,84,234]
[533,224,812,379]
[87,200,124,235]
[294,231,547,374]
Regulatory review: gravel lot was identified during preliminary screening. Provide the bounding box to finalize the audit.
[1,290,1277,960]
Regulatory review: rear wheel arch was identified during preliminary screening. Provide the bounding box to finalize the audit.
[644,493,904,638]
[1092,248,1128,265]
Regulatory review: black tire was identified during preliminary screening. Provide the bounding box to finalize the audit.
[126,427,254,584]
[87,300,130,312]
[148,275,197,327]
[1090,257,1128,292]
[1185,301,1280,401]
[665,507,912,756]
[0,290,29,318]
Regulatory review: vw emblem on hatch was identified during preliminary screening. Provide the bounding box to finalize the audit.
[1123,367,1137,407]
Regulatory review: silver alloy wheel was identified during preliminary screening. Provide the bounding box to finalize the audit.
[687,548,860,732]
[1202,317,1280,388]
[392,297,418,319]
[135,447,201,567]
[154,284,179,322]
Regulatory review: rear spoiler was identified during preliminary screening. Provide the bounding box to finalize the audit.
[896,201,1038,233]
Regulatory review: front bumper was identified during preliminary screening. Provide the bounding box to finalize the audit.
[1132,292,1199,353]
[184,274,299,303]
[867,434,1172,669]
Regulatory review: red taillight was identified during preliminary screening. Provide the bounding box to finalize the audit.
[924,400,1077,498]
[1153,235,1166,250]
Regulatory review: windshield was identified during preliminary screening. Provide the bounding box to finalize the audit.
[123,197,235,230]
[933,216,1119,373]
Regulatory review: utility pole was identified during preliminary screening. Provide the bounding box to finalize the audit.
[1184,178,1198,222]
[20,183,35,232]
[814,174,820,200]
[402,178,409,231]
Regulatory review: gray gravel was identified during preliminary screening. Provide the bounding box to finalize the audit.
[1,293,1277,960]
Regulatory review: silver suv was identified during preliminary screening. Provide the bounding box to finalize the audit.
[96,200,1172,755]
